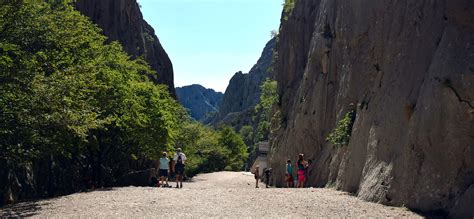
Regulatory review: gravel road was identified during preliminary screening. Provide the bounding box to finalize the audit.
[1,171,421,218]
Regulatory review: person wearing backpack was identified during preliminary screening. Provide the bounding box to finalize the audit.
[173,148,187,188]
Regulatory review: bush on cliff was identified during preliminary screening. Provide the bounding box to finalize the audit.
[326,110,356,147]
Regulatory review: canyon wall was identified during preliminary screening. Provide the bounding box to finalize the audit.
[75,0,175,96]
[270,0,473,217]
[213,38,275,128]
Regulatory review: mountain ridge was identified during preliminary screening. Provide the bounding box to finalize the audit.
[176,84,223,121]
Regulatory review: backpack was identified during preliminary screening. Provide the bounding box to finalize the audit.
[149,176,158,187]
[177,153,183,165]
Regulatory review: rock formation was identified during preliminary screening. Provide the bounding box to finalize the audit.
[269,0,473,217]
[75,0,175,96]
[213,38,276,129]
[176,85,223,121]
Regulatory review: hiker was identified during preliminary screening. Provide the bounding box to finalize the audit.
[285,159,294,188]
[173,148,186,188]
[297,154,308,188]
[264,168,272,188]
[158,152,170,187]
[253,166,260,188]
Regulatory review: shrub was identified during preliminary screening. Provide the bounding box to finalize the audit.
[326,110,356,147]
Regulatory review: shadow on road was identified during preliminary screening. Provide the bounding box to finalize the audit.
[0,201,49,218]
[0,188,118,217]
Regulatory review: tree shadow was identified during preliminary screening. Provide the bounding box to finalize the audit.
[0,201,49,218]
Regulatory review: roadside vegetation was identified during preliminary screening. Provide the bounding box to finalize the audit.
[0,1,248,202]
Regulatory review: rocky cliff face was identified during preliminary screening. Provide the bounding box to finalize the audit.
[214,38,276,128]
[176,85,223,121]
[270,0,473,217]
[75,0,175,96]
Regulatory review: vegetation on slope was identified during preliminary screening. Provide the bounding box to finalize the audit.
[0,1,248,202]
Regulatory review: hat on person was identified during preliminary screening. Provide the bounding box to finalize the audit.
[177,148,182,152]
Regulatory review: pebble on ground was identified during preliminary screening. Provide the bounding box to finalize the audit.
[0,171,421,218]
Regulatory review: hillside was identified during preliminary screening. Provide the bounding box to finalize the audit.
[176,85,223,121]
[212,38,276,129]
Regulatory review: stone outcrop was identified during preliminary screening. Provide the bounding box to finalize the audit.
[213,38,276,129]
[176,85,223,121]
[269,0,473,217]
[75,0,175,96]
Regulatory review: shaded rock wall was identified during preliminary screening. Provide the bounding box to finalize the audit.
[176,85,223,121]
[214,38,276,129]
[75,0,175,96]
[270,0,473,217]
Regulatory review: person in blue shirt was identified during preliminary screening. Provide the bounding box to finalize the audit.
[285,159,294,188]
[158,152,170,187]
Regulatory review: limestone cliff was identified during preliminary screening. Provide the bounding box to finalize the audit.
[213,38,276,129]
[75,0,175,96]
[176,85,223,121]
[270,0,473,217]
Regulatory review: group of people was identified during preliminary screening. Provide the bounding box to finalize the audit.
[286,153,311,188]
[253,166,272,188]
[152,148,187,188]
[253,153,311,188]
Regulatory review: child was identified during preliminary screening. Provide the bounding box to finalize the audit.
[285,159,294,188]
[253,166,260,188]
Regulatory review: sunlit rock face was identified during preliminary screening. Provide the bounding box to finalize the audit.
[270,0,473,217]
[213,38,276,129]
[75,0,175,97]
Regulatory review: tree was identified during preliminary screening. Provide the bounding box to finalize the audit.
[0,1,184,193]
[217,126,248,171]
[254,79,279,142]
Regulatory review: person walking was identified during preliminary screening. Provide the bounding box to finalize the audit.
[158,152,170,187]
[264,168,272,188]
[173,148,186,188]
[297,154,308,188]
[285,159,294,188]
[253,166,260,188]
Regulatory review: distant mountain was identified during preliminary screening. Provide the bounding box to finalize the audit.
[176,85,223,121]
[211,37,276,129]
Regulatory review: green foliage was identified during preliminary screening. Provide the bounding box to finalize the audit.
[0,2,251,199]
[0,1,183,190]
[239,125,254,147]
[217,126,248,170]
[254,79,279,142]
[283,0,296,21]
[174,122,248,177]
[326,111,356,147]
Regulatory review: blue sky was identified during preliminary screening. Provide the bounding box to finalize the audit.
[138,0,283,92]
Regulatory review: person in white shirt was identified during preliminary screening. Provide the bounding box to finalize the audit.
[173,148,186,188]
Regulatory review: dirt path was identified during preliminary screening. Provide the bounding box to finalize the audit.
[1,171,421,218]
